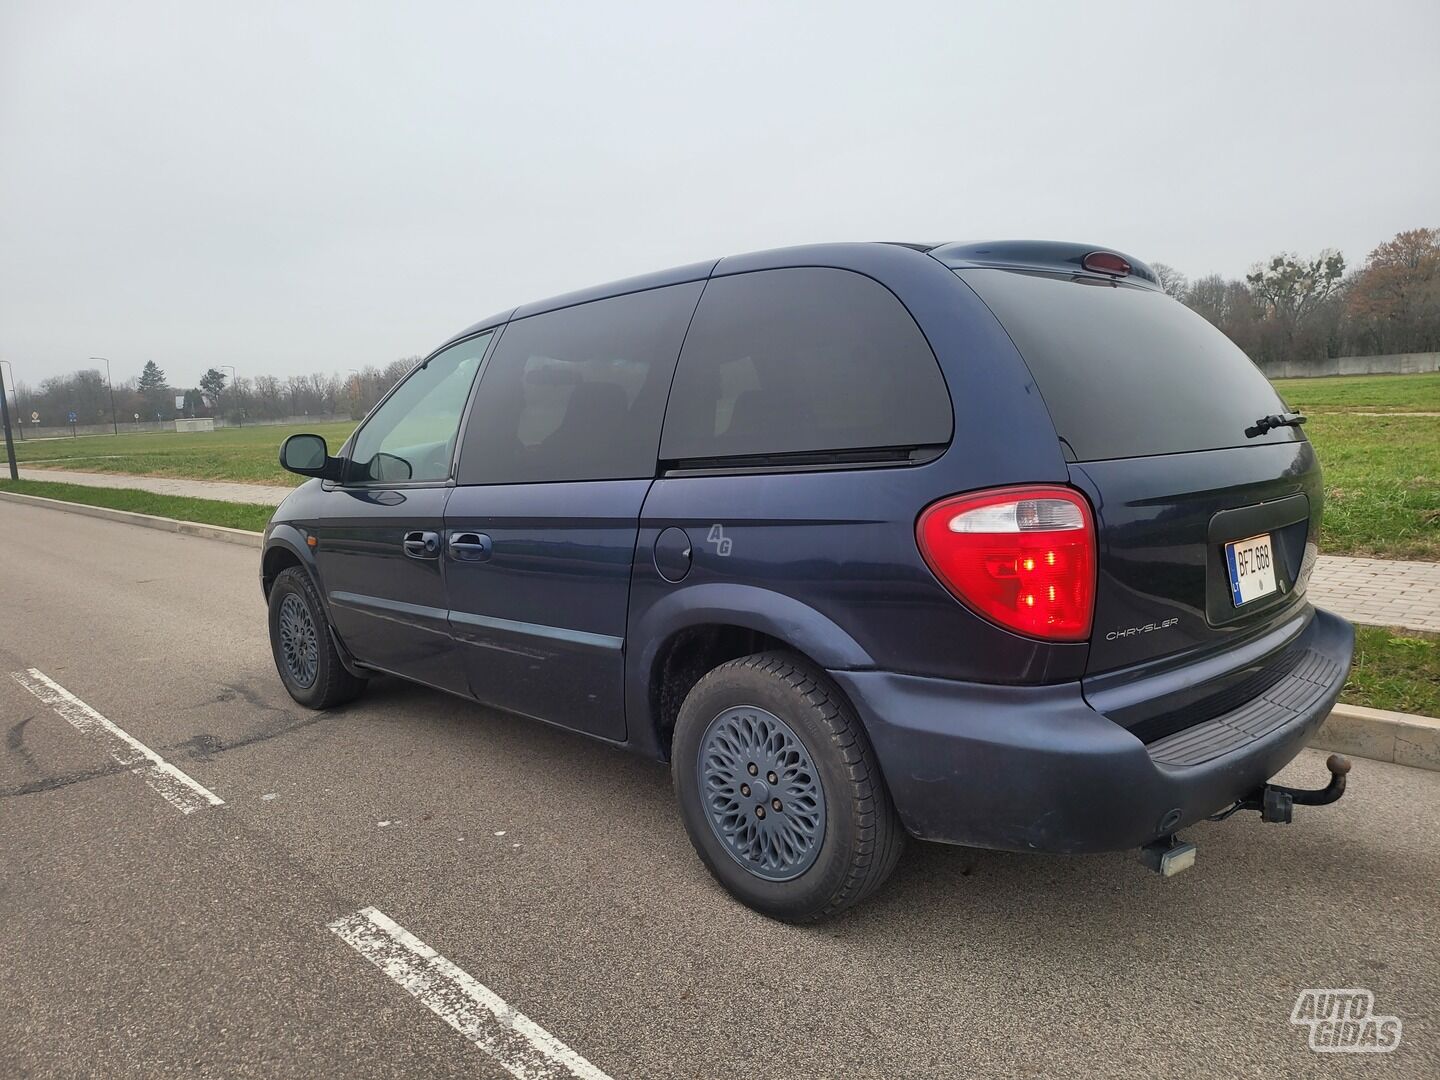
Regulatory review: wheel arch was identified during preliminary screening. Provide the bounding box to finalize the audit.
[625,583,875,760]
[261,525,318,598]
[262,528,367,679]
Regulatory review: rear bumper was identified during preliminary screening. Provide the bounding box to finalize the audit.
[829,607,1354,853]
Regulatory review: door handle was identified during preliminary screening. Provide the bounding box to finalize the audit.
[403,530,441,559]
[448,531,493,562]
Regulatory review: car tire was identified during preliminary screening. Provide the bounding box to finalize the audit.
[267,566,367,709]
[672,651,905,922]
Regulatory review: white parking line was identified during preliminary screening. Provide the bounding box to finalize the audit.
[328,906,613,1080]
[10,668,224,814]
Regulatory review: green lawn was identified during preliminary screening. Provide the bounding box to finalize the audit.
[1262,372,1439,559]
[0,478,275,532]
[1343,625,1440,717]
[1303,413,1440,560]
[13,420,356,486]
[1273,371,1440,412]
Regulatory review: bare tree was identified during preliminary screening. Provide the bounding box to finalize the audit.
[1151,261,1189,301]
[253,374,283,418]
[383,357,416,386]
[1244,250,1346,341]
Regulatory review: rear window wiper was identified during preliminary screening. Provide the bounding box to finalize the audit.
[1246,411,1307,438]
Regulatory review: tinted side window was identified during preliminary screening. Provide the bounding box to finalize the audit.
[458,283,703,485]
[347,332,492,484]
[659,268,952,461]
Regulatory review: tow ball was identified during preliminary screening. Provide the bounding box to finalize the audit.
[1140,754,1352,877]
[1208,753,1353,825]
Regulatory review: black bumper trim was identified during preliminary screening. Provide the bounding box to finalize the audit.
[1145,646,1344,767]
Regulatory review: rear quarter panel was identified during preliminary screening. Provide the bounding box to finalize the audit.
[624,246,1091,751]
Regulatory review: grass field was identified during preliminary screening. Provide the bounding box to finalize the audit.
[12,420,356,486]
[1344,625,1440,717]
[1273,371,1440,411]
[1304,413,1440,560]
[0,479,275,532]
[7,374,1437,558]
[1267,373,1439,559]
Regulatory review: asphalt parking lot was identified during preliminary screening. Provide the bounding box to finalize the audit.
[2,500,1436,1079]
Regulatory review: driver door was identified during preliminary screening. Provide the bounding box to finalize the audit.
[310,331,495,695]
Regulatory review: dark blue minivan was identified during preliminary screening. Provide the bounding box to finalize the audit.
[263,241,1354,921]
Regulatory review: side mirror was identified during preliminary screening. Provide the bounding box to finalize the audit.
[280,433,342,480]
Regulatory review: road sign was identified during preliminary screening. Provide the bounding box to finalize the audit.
[68,411,77,424]
[31,411,39,422]
[134,413,140,421]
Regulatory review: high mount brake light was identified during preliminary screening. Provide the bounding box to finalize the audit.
[916,486,1096,642]
[1082,251,1131,277]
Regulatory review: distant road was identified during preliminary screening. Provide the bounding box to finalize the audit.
[1,500,1437,1078]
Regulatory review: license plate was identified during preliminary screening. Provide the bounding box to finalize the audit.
[1225,533,1278,607]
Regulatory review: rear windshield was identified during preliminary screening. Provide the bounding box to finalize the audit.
[956,269,1298,461]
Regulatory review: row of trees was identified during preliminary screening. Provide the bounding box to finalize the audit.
[11,357,419,428]
[1153,227,1440,368]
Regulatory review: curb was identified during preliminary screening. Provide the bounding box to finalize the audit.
[0,489,263,549]
[4,487,1438,771]
[1311,702,1440,772]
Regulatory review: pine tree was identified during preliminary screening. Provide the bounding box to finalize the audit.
[198,367,227,414]
[137,360,168,415]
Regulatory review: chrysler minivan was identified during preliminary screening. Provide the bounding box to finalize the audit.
[262,241,1354,921]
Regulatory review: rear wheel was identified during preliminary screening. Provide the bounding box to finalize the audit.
[672,651,905,922]
[267,566,366,709]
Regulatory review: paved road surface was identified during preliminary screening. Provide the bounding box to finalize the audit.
[1,501,1436,1078]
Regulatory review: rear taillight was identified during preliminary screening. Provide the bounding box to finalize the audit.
[916,486,1096,642]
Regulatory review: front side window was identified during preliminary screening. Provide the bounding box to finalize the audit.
[659,267,953,462]
[347,332,492,484]
[458,282,703,485]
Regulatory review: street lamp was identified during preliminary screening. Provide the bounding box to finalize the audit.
[90,357,118,435]
[0,360,20,443]
[0,360,17,474]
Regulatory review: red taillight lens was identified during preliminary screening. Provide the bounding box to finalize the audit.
[916,486,1096,642]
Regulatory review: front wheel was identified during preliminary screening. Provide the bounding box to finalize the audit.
[672,651,905,922]
[267,566,366,709]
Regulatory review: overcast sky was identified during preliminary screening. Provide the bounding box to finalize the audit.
[2,0,1437,389]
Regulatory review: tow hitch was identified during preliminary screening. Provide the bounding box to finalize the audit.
[1207,753,1352,825]
[1140,754,1352,877]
